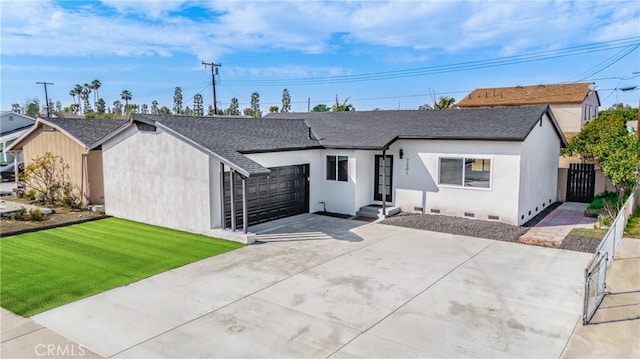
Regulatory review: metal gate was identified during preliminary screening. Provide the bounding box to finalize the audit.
[224,164,309,228]
[583,253,608,324]
[567,163,595,203]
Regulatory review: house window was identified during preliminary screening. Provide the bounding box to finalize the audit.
[439,157,491,189]
[326,155,348,182]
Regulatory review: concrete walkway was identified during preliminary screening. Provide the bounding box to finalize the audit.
[561,237,640,358]
[518,202,596,248]
[1,308,102,358]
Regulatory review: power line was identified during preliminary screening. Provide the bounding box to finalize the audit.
[220,37,639,86]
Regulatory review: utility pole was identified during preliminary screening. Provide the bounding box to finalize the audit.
[202,62,222,114]
[36,81,54,118]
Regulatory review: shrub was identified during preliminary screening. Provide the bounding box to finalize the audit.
[61,182,80,208]
[28,208,46,222]
[24,189,37,201]
[588,191,620,210]
[596,201,620,228]
[9,208,26,221]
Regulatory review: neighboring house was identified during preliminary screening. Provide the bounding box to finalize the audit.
[5,118,128,206]
[458,82,600,135]
[458,82,609,202]
[0,111,36,164]
[101,106,564,244]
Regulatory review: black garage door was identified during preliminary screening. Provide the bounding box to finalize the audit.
[224,164,309,228]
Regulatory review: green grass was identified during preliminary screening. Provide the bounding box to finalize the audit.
[569,227,608,239]
[0,218,243,316]
[587,191,620,210]
[625,209,640,238]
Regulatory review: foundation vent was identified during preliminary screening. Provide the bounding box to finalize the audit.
[464,212,475,218]
[430,209,440,214]
[414,206,424,212]
[488,215,499,220]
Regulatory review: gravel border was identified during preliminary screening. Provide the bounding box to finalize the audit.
[560,234,602,253]
[381,213,528,242]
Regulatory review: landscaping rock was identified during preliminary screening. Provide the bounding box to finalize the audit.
[560,235,602,253]
[381,213,529,242]
[0,200,53,217]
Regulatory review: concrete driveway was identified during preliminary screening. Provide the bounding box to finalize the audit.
[31,214,591,358]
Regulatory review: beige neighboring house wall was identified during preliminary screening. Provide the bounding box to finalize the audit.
[7,119,126,207]
[20,126,90,205]
[87,150,105,204]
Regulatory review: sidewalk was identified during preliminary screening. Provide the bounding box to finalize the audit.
[561,237,640,358]
[518,202,596,248]
[1,308,102,359]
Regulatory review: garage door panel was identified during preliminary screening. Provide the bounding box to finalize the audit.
[224,164,309,227]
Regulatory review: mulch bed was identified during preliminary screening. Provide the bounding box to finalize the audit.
[1,196,105,237]
[381,213,529,242]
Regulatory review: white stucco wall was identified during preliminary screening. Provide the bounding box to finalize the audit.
[355,150,375,210]
[321,149,358,215]
[102,125,221,237]
[518,114,561,224]
[247,149,361,215]
[387,139,522,225]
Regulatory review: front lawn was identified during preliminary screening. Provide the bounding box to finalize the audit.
[0,218,243,316]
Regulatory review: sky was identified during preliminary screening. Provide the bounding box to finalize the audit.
[1,0,639,114]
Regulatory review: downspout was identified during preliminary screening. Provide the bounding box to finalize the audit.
[82,151,88,207]
[13,152,19,188]
[382,148,387,217]
[219,163,226,229]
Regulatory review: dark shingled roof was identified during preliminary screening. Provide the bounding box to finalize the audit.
[134,106,562,176]
[132,114,321,175]
[269,105,562,149]
[47,118,128,147]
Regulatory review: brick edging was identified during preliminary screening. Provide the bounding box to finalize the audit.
[0,215,110,238]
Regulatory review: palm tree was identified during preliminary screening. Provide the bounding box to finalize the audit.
[81,83,92,113]
[120,90,132,106]
[69,89,77,106]
[73,84,83,112]
[90,79,101,105]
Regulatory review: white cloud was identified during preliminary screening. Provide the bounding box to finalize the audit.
[99,0,188,18]
[0,0,638,63]
[226,65,348,78]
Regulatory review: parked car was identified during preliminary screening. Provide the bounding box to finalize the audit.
[0,161,24,182]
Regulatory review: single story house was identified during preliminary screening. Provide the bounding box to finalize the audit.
[101,105,565,244]
[0,111,36,164]
[5,118,128,206]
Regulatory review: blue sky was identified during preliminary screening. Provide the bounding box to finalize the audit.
[1,0,639,113]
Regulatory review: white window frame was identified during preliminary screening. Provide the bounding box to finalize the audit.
[438,156,493,191]
[325,155,349,182]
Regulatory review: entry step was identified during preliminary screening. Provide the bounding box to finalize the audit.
[356,204,401,219]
